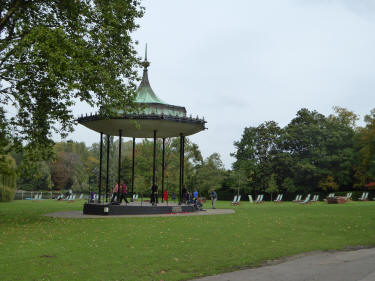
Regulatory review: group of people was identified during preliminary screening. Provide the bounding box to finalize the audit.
[109,182,217,209]
[181,187,218,209]
[110,181,129,204]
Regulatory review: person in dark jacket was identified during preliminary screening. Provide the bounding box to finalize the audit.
[151,184,158,206]
[210,189,217,209]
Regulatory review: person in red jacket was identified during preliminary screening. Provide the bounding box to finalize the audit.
[120,181,129,204]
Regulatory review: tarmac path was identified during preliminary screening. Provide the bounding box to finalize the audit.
[193,247,375,281]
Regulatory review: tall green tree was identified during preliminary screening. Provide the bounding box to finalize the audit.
[354,109,375,186]
[0,0,144,159]
[232,121,281,192]
[195,153,225,195]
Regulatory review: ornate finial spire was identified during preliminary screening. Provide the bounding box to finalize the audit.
[142,43,150,69]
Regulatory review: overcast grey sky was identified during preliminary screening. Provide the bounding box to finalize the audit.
[70,0,375,168]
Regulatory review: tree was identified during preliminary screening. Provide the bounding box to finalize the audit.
[195,153,225,195]
[0,1,144,159]
[319,176,339,192]
[232,121,281,191]
[265,174,278,201]
[18,160,52,190]
[354,109,375,187]
[281,108,356,191]
[282,177,296,193]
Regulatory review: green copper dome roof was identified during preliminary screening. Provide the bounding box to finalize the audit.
[77,46,206,138]
[133,49,186,117]
[136,66,166,104]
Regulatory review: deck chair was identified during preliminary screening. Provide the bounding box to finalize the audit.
[254,195,260,203]
[311,195,319,202]
[358,192,366,201]
[231,195,238,205]
[79,193,84,199]
[365,192,369,200]
[233,195,241,206]
[345,192,352,200]
[248,195,253,204]
[299,194,311,204]
[255,194,264,204]
[359,192,369,201]
[274,194,283,202]
[274,194,281,202]
[292,194,301,202]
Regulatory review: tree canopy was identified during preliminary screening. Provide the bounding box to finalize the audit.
[232,107,374,194]
[0,0,144,158]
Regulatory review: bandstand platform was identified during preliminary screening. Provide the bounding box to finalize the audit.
[83,202,200,216]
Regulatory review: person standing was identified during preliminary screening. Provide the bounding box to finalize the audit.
[181,186,187,204]
[210,189,217,209]
[110,183,119,203]
[150,184,158,206]
[193,189,198,202]
[120,181,129,204]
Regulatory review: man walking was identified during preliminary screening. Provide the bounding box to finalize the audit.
[111,183,119,203]
[120,181,129,204]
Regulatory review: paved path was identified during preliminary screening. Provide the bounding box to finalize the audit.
[43,208,234,219]
[193,247,375,281]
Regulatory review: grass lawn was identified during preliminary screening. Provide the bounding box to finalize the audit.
[0,200,375,281]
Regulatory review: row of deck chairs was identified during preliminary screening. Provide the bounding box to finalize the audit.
[233,194,283,205]
[56,193,85,200]
[292,194,318,204]
[56,194,77,201]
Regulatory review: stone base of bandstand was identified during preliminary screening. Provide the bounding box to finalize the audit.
[83,201,198,215]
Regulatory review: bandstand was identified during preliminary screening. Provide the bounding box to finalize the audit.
[77,49,206,215]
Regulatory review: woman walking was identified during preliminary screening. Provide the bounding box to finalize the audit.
[110,183,119,203]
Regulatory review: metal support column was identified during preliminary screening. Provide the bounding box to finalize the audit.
[179,133,183,204]
[161,138,165,203]
[98,132,103,203]
[182,135,185,194]
[118,130,122,197]
[153,130,157,187]
[105,135,110,202]
[131,137,135,201]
